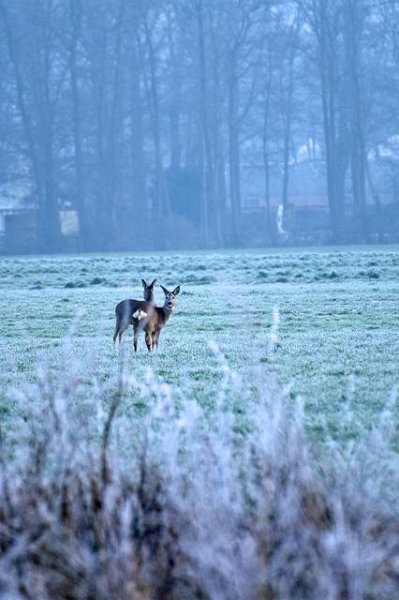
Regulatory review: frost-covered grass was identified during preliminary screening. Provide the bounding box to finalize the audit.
[0,340,399,599]
[0,247,399,598]
[0,246,398,438]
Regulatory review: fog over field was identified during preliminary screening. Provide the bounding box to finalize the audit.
[1,1,399,252]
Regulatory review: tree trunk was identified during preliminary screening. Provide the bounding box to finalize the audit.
[316,1,349,242]
[196,0,211,247]
[281,40,295,215]
[143,18,170,223]
[129,35,148,247]
[228,58,242,246]
[345,0,368,241]
[0,1,62,252]
[69,0,89,249]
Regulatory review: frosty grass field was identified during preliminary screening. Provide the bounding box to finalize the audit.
[2,246,399,599]
[0,245,398,441]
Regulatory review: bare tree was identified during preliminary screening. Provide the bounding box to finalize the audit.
[0,0,64,251]
[299,0,351,241]
[1,0,399,251]
[67,0,90,248]
[139,1,171,228]
[343,0,369,241]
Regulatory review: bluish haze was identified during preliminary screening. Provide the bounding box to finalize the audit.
[0,0,398,252]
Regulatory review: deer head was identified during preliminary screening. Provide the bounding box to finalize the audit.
[160,284,180,311]
[142,279,157,302]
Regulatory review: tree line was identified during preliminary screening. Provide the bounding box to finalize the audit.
[1,0,399,252]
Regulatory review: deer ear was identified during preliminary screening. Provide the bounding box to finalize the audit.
[160,284,168,295]
[142,279,147,288]
[173,286,180,296]
[150,279,157,287]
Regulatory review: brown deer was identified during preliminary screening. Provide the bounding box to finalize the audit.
[133,284,180,352]
[113,279,156,344]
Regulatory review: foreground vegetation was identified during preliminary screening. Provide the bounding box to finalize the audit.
[0,247,398,598]
[0,348,399,600]
[0,345,398,599]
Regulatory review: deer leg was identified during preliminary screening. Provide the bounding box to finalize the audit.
[154,330,160,349]
[133,322,140,352]
[117,321,129,343]
[113,323,120,344]
[113,316,124,343]
[145,331,153,352]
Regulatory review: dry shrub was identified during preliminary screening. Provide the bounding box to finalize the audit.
[0,343,398,600]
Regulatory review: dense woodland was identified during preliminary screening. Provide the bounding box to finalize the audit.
[1,0,399,252]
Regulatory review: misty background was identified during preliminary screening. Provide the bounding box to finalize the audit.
[0,0,398,253]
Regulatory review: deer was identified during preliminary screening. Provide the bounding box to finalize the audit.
[133,284,180,352]
[113,279,156,344]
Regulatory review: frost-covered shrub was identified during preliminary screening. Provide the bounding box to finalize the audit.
[0,341,398,600]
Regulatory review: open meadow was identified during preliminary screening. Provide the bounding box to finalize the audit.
[1,245,398,438]
[1,246,399,599]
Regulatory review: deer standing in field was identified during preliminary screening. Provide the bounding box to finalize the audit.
[138,284,180,352]
[113,279,156,344]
